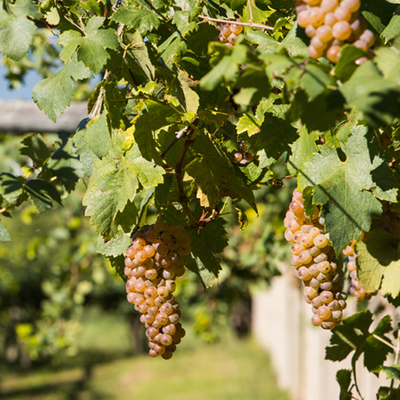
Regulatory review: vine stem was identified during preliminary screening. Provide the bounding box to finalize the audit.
[247,0,254,25]
[197,15,274,31]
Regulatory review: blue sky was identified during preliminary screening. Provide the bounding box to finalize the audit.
[0,64,41,101]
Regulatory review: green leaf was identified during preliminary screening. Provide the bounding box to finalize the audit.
[83,135,164,240]
[334,45,369,83]
[78,17,119,74]
[107,30,154,83]
[299,126,397,254]
[32,54,91,122]
[287,127,318,176]
[46,132,85,192]
[339,61,400,128]
[185,130,256,210]
[375,38,400,81]
[175,70,199,114]
[0,0,37,60]
[85,113,112,159]
[326,310,393,374]
[377,387,400,400]
[97,230,131,258]
[356,230,400,297]
[233,68,270,106]
[108,255,126,281]
[20,134,51,168]
[59,17,118,74]
[25,179,62,213]
[111,6,160,34]
[0,221,12,242]
[241,112,297,169]
[186,220,228,288]
[382,365,400,381]
[32,66,74,122]
[237,99,272,136]
[336,369,352,400]
[133,101,180,162]
[0,173,24,206]
[381,14,400,43]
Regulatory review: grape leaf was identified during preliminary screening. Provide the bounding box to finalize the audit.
[24,179,62,213]
[0,173,24,206]
[133,101,180,163]
[356,230,400,297]
[0,221,12,242]
[339,61,400,128]
[326,310,393,374]
[0,0,38,61]
[185,130,256,210]
[83,136,164,240]
[336,370,352,400]
[111,6,160,34]
[108,255,126,281]
[287,127,318,176]
[107,30,154,83]
[334,45,369,83]
[381,365,400,381]
[97,229,131,258]
[237,99,273,136]
[20,134,51,168]
[381,15,400,43]
[240,112,297,168]
[375,38,400,81]
[85,113,112,159]
[32,55,91,121]
[46,132,85,192]
[186,221,228,288]
[299,126,397,253]
[58,16,118,74]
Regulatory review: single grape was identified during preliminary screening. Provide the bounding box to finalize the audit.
[332,21,352,41]
[334,6,351,22]
[308,45,323,59]
[320,0,338,13]
[230,23,243,35]
[324,12,337,26]
[314,234,329,248]
[326,45,342,63]
[316,25,333,42]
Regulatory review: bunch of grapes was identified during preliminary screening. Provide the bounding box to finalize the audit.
[295,0,375,63]
[124,222,191,359]
[233,142,254,164]
[214,23,243,48]
[284,189,347,330]
[342,241,374,302]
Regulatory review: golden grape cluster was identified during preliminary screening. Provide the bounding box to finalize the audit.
[215,23,243,48]
[124,222,191,359]
[284,189,347,330]
[295,0,375,63]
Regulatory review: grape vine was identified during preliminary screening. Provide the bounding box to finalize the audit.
[1,0,400,396]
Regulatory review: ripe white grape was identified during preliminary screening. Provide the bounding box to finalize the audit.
[284,190,347,330]
[124,222,190,359]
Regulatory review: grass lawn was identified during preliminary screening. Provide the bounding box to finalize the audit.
[0,309,290,400]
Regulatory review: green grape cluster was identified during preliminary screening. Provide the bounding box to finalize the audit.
[295,0,375,63]
[284,189,347,330]
[214,23,243,48]
[124,222,191,359]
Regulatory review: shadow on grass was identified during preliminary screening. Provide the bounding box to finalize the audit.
[0,364,108,400]
[0,360,121,400]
